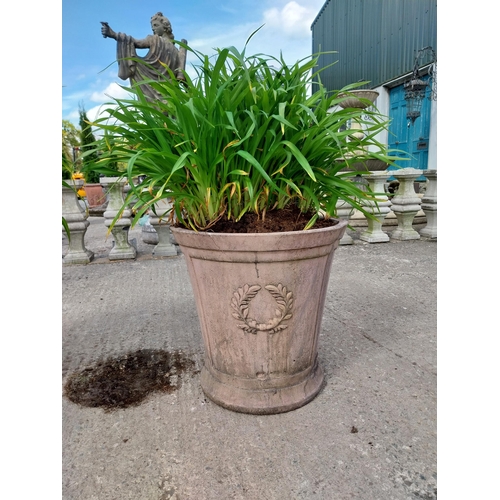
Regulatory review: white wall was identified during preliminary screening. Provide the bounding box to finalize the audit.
[428,98,437,170]
[371,85,390,151]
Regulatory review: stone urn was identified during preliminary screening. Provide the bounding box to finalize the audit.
[350,159,388,172]
[62,179,94,265]
[171,220,347,414]
[338,90,381,165]
[338,89,379,109]
[339,158,388,174]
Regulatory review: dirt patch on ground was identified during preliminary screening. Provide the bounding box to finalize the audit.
[63,349,199,412]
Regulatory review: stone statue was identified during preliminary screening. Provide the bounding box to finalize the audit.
[101,12,187,101]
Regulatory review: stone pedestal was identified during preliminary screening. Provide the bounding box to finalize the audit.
[335,200,354,245]
[62,180,94,265]
[419,170,437,239]
[150,199,177,257]
[101,177,137,260]
[390,168,422,241]
[360,171,392,243]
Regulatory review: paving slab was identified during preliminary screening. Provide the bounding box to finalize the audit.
[62,217,437,500]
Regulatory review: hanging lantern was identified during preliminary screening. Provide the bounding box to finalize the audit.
[404,46,437,125]
[404,77,428,123]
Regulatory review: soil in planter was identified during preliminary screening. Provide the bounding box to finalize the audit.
[63,349,198,412]
[179,205,339,233]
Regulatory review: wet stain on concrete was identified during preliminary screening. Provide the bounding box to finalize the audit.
[63,348,198,411]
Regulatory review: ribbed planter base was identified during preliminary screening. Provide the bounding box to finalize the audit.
[172,219,346,414]
[200,357,324,414]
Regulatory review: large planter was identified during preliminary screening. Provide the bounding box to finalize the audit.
[171,220,347,414]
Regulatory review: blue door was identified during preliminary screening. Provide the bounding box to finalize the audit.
[388,76,431,179]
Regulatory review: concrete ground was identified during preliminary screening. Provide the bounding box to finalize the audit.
[62,217,437,500]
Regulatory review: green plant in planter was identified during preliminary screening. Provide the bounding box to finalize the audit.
[91,36,397,231]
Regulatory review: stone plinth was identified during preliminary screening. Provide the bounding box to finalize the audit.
[101,177,137,260]
[360,171,392,243]
[62,180,94,265]
[419,170,437,239]
[390,168,422,241]
[150,199,177,257]
[335,200,355,245]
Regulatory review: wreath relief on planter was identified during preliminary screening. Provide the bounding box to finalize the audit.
[230,283,294,335]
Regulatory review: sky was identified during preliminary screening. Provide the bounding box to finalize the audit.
[62,0,326,126]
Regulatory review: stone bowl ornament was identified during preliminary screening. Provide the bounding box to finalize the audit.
[350,159,388,171]
[338,89,380,109]
[336,89,387,173]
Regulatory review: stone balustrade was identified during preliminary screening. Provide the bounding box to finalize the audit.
[62,169,437,264]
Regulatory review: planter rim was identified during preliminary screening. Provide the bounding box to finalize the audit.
[171,218,346,235]
[171,219,347,240]
[338,89,379,99]
[171,219,347,253]
[338,89,380,109]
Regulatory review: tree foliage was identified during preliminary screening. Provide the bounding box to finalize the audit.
[62,120,80,179]
[79,108,100,183]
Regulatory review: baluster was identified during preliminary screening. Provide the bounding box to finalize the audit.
[149,198,177,257]
[101,177,137,260]
[62,179,94,264]
[390,168,422,240]
[419,170,437,239]
[359,171,392,243]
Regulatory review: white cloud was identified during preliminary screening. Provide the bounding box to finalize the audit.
[63,80,132,126]
[86,103,115,124]
[263,1,320,38]
[90,82,132,103]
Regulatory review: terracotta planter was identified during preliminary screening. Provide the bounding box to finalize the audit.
[84,183,106,207]
[171,220,347,414]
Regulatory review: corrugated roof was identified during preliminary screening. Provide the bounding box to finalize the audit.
[311,0,437,91]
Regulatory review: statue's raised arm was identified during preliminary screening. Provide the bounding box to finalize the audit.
[100,22,118,40]
[100,12,187,101]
